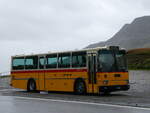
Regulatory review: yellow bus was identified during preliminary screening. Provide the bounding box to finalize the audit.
[10,46,129,94]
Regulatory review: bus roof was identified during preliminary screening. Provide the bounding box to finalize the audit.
[12,46,125,58]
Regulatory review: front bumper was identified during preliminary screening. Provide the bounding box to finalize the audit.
[99,85,130,92]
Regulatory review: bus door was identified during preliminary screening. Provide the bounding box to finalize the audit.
[38,56,46,91]
[88,52,97,93]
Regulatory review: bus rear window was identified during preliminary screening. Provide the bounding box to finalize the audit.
[12,57,24,70]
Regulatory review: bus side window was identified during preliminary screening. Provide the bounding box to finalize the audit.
[39,57,45,69]
[12,57,25,70]
[58,53,71,68]
[46,54,57,68]
[72,52,86,67]
[25,56,38,69]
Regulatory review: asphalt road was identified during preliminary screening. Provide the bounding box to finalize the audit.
[0,96,150,113]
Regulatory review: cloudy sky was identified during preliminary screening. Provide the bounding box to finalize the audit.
[0,0,150,73]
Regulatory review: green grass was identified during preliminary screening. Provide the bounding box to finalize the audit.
[127,48,150,70]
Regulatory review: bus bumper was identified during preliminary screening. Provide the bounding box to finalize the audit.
[99,85,130,92]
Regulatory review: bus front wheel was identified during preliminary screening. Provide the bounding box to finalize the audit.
[27,79,36,92]
[74,79,86,95]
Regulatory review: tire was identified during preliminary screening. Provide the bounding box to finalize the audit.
[27,79,36,92]
[74,79,86,95]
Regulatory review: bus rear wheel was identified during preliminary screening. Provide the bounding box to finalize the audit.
[74,79,86,95]
[27,79,36,92]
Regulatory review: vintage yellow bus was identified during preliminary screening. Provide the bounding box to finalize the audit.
[10,46,129,94]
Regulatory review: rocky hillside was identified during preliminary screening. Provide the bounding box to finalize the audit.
[87,16,150,50]
[127,48,150,70]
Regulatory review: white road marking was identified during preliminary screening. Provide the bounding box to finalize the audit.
[11,96,150,111]
[0,89,13,91]
[0,89,20,92]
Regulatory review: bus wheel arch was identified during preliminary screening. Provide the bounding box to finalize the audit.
[74,78,87,95]
[27,78,37,92]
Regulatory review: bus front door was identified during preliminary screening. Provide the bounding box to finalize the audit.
[88,53,97,93]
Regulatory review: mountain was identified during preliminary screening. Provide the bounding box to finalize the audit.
[86,16,150,50]
[127,48,150,70]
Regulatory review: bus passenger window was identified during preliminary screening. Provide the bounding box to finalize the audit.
[46,54,57,68]
[25,56,38,69]
[58,53,71,68]
[39,57,45,69]
[12,57,25,70]
[72,52,86,67]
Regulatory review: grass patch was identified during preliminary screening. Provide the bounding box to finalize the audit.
[127,48,150,70]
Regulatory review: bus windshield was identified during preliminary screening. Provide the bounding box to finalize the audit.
[115,50,127,72]
[98,50,127,72]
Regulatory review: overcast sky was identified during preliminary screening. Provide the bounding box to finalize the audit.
[0,0,150,73]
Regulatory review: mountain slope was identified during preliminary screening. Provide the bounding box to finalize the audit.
[87,16,150,50]
[127,48,150,70]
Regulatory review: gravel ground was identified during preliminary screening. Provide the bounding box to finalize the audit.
[1,71,150,108]
[0,76,10,88]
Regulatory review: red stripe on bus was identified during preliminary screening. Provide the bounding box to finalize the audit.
[11,69,128,74]
[11,69,88,74]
